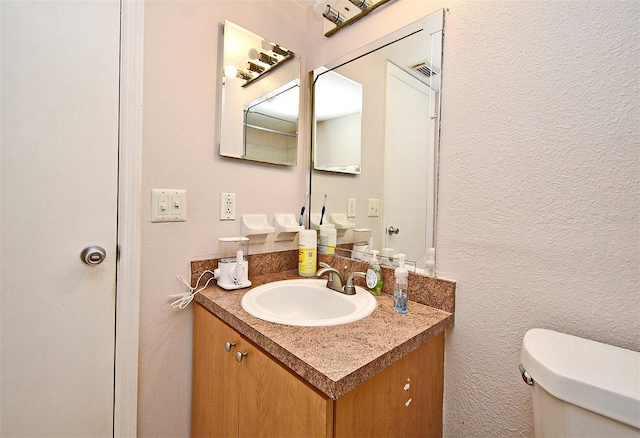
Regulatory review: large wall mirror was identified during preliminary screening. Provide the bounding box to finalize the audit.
[219,21,301,166]
[310,9,444,274]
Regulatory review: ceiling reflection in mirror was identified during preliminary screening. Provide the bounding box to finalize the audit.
[310,10,443,275]
[219,21,300,166]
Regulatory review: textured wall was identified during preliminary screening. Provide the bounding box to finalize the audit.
[435,2,640,437]
[307,1,639,436]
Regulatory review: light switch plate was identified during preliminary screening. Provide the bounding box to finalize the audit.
[151,189,187,223]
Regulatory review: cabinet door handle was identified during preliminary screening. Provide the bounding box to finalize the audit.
[235,351,248,363]
[224,341,236,352]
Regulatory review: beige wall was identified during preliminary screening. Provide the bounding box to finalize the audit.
[140,1,306,436]
[141,0,639,436]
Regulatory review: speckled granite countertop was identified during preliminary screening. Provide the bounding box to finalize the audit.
[193,255,455,400]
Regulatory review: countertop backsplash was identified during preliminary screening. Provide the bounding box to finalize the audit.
[191,249,455,314]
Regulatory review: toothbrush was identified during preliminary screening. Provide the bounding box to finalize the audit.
[319,193,327,225]
[298,192,309,226]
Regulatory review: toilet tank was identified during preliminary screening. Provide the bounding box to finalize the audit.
[521,328,640,437]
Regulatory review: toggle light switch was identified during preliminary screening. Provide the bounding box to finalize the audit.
[159,196,169,215]
[151,189,187,223]
[171,196,182,215]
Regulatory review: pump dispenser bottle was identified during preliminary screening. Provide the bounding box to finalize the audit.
[365,250,383,296]
[393,253,408,314]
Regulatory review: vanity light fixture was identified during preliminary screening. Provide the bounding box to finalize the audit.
[224,42,295,87]
[261,40,292,58]
[312,0,396,37]
[348,0,371,11]
[247,62,265,74]
[313,1,345,24]
[248,48,278,66]
[224,65,254,81]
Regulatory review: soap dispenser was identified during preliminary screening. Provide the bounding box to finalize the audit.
[365,250,383,296]
[393,253,408,314]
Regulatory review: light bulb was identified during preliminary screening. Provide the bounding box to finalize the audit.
[248,48,260,60]
[248,49,277,65]
[223,65,237,77]
[312,0,327,15]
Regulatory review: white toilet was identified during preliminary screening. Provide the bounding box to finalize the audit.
[520,328,640,437]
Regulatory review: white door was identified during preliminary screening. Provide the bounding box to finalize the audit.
[383,62,433,262]
[1,1,121,436]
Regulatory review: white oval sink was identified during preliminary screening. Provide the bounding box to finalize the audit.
[240,279,377,326]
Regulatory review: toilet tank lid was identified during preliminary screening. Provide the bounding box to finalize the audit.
[521,328,640,429]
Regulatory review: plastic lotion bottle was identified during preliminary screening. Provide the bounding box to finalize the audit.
[319,226,336,255]
[365,250,383,296]
[393,254,408,314]
[298,230,317,276]
[425,247,435,277]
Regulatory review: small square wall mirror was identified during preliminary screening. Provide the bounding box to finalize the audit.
[219,21,301,166]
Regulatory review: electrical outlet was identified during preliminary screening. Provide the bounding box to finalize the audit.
[220,193,236,220]
[347,198,356,218]
[367,198,379,217]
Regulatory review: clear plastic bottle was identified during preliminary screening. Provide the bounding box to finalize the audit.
[365,250,383,296]
[425,247,435,277]
[393,253,408,314]
[318,225,336,255]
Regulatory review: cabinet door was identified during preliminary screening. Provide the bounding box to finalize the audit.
[192,304,240,437]
[238,337,333,438]
[334,333,444,437]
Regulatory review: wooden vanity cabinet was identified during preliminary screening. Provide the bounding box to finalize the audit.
[192,303,444,438]
[192,303,332,437]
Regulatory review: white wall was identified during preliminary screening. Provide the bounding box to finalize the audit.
[140,1,306,436]
[436,2,639,436]
[140,0,639,436]
[308,0,639,436]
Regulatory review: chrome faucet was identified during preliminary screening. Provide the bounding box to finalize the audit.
[316,262,366,295]
[316,262,345,293]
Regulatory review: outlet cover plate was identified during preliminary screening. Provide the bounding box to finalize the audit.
[220,192,236,220]
[347,198,356,218]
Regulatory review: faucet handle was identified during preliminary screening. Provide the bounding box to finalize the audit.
[344,272,366,295]
[316,265,345,292]
[319,261,331,269]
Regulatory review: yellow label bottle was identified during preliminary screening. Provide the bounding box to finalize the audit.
[298,230,317,276]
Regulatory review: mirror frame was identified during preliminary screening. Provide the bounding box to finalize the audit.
[309,9,444,275]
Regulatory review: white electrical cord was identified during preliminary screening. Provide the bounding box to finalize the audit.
[170,269,218,309]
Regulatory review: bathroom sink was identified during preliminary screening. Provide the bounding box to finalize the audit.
[240,279,377,326]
